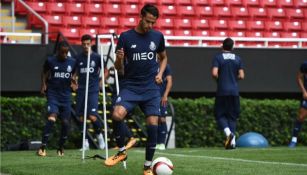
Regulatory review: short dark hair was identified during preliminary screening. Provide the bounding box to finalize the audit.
[222,38,234,51]
[58,41,69,49]
[81,34,92,42]
[141,4,159,18]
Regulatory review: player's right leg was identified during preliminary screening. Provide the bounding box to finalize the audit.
[37,113,57,157]
[289,104,307,148]
[104,105,129,166]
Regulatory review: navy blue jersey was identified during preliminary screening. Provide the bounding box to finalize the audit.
[44,56,76,99]
[116,29,165,93]
[300,61,307,90]
[160,64,172,95]
[212,52,243,96]
[76,52,101,92]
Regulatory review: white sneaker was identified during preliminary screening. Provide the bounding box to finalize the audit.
[79,139,90,151]
[97,133,105,150]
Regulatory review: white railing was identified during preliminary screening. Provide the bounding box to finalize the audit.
[0,32,42,44]
[164,36,307,48]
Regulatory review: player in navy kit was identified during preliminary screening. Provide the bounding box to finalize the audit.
[211,38,244,149]
[37,41,76,157]
[104,4,168,175]
[156,64,172,150]
[74,34,105,150]
[289,61,307,148]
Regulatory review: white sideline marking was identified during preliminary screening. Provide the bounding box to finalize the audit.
[134,150,307,167]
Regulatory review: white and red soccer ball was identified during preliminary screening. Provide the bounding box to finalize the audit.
[151,157,174,175]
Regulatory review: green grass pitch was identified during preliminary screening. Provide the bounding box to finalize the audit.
[1,147,307,175]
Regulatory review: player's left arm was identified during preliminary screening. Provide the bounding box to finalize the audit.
[156,51,167,84]
[161,75,173,107]
[212,67,219,79]
[238,69,245,80]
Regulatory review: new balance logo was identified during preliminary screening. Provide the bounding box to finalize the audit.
[131,44,136,48]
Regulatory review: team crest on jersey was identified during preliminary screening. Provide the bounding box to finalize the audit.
[149,41,156,51]
[67,65,72,72]
[116,97,121,103]
[91,60,96,67]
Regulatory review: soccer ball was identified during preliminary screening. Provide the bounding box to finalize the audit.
[151,157,174,175]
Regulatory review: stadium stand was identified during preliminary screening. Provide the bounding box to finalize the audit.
[1,0,307,47]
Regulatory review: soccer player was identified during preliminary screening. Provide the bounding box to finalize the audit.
[289,61,307,148]
[156,64,173,150]
[104,4,168,175]
[74,34,105,150]
[211,38,245,149]
[37,41,76,157]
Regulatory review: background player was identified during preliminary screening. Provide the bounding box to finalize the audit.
[37,41,76,156]
[104,4,168,175]
[156,64,172,150]
[211,38,244,149]
[74,34,105,150]
[289,61,307,148]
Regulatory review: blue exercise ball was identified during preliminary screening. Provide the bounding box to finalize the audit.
[237,132,269,148]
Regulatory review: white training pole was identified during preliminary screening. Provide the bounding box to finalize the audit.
[81,47,91,160]
[100,45,109,159]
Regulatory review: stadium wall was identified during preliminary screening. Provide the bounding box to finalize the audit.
[1,44,306,95]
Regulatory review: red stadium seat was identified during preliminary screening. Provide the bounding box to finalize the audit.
[284,21,302,31]
[174,29,193,36]
[62,16,82,27]
[232,7,249,18]
[124,0,140,4]
[210,30,228,37]
[84,3,104,15]
[119,17,138,28]
[277,0,294,7]
[59,28,80,42]
[176,18,192,29]
[265,21,284,31]
[158,18,175,29]
[159,29,174,36]
[101,16,119,28]
[99,28,118,35]
[26,2,47,14]
[267,8,287,19]
[192,29,210,36]
[104,4,122,15]
[176,0,192,5]
[242,0,260,7]
[246,31,264,37]
[214,6,232,18]
[301,32,307,37]
[195,6,214,17]
[66,3,85,15]
[286,8,305,19]
[249,7,268,18]
[294,0,307,8]
[229,20,247,30]
[81,16,101,28]
[302,22,307,31]
[209,0,225,6]
[42,14,63,26]
[123,4,140,16]
[260,0,278,7]
[226,0,243,6]
[160,5,177,16]
[264,31,281,37]
[80,28,98,37]
[160,0,175,5]
[46,2,66,14]
[281,32,300,38]
[107,0,123,4]
[191,0,209,6]
[229,31,246,37]
[246,20,265,30]
[140,0,158,5]
[177,5,196,16]
[210,19,228,30]
[191,19,209,29]
[15,1,28,15]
